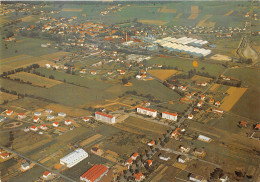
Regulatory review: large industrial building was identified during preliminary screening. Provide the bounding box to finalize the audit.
[95,111,116,124]
[136,107,157,117]
[60,148,88,168]
[162,111,178,121]
[154,36,211,57]
[80,164,109,182]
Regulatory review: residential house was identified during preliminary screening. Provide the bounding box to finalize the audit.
[33,117,39,123]
[5,110,13,116]
[134,173,145,182]
[148,140,155,146]
[193,148,206,158]
[177,155,189,163]
[40,124,47,130]
[82,117,90,122]
[58,112,66,117]
[146,159,152,166]
[43,171,51,179]
[21,162,30,171]
[53,122,59,127]
[188,114,193,119]
[1,153,10,159]
[131,152,139,160]
[18,113,26,119]
[30,126,38,131]
[65,119,72,125]
[34,112,41,116]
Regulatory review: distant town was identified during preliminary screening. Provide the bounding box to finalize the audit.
[0,1,259,182]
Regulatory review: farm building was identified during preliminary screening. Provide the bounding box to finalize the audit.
[18,113,26,119]
[162,111,178,121]
[80,164,109,182]
[95,112,115,124]
[136,107,157,117]
[154,37,211,57]
[197,135,212,143]
[60,148,88,168]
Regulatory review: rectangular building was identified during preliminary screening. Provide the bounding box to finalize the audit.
[95,111,115,124]
[80,164,109,182]
[136,107,157,117]
[60,148,88,168]
[162,111,178,121]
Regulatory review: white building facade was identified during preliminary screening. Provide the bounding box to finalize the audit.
[162,112,178,121]
[95,112,115,124]
[136,107,157,117]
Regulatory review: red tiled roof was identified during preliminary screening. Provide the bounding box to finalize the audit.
[30,126,37,129]
[132,152,139,157]
[1,153,9,157]
[95,111,114,119]
[80,164,108,182]
[255,124,260,129]
[137,107,156,113]
[134,173,144,180]
[6,110,13,114]
[43,171,51,176]
[162,111,177,117]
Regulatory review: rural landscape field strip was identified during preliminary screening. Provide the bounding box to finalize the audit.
[220,87,248,111]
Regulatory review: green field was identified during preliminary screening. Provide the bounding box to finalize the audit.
[224,68,260,120]
[147,57,225,77]
[1,37,58,59]
[34,67,111,90]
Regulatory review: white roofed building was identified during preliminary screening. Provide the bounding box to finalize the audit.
[60,148,88,168]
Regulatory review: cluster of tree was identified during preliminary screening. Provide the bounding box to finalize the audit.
[0,64,40,77]
[216,80,242,87]
[238,58,253,64]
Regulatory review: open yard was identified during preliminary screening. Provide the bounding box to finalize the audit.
[9,72,62,88]
[148,69,180,80]
[191,75,212,82]
[118,116,169,136]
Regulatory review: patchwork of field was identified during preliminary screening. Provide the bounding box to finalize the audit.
[0,54,53,73]
[80,134,103,147]
[40,51,70,60]
[175,13,182,19]
[191,75,212,82]
[20,15,39,22]
[196,14,215,27]
[61,8,83,12]
[0,92,18,104]
[148,57,225,77]
[220,87,247,111]
[138,19,168,25]
[119,116,169,136]
[188,6,199,19]
[209,83,220,91]
[148,69,180,80]
[225,10,234,16]
[159,6,177,13]
[9,72,62,88]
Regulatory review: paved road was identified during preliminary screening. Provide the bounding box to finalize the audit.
[0,145,75,182]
